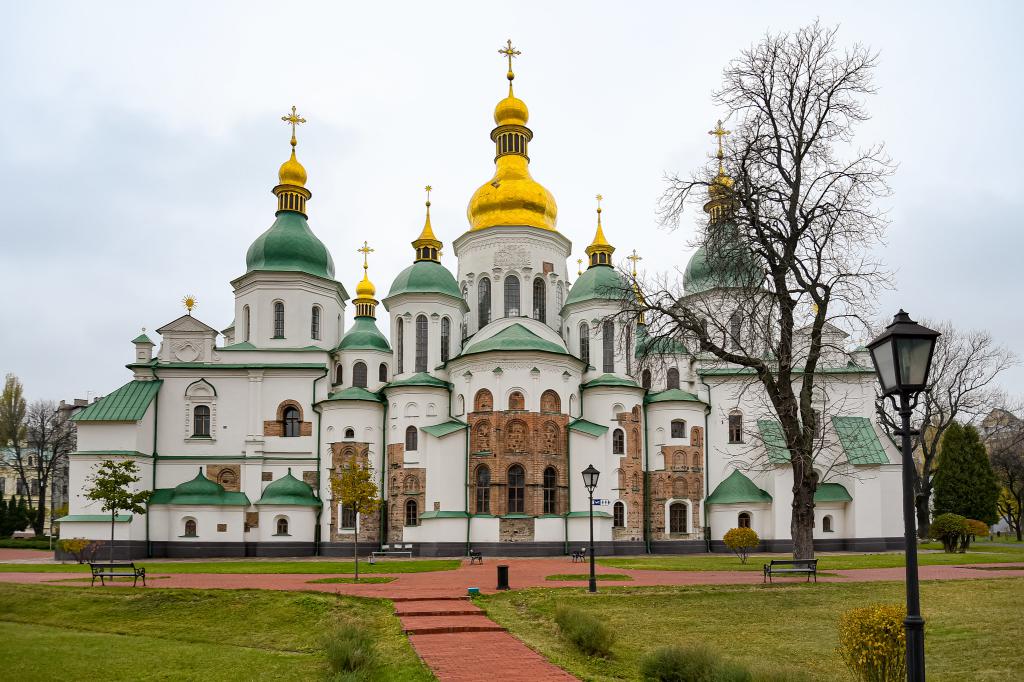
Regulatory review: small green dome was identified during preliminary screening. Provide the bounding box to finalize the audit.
[683,242,759,295]
[174,469,224,497]
[563,265,627,308]
[386,260,461,300]
[246,211,335,280]
[337,317,391,352]
[256,469,321,507]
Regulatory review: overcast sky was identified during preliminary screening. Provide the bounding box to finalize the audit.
[1,1,1021,403]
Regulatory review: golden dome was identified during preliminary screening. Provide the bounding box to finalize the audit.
[494,88,529,127]
[413,186,443,262]
[355,272,376,298]
[278,149,307,187]
[584,195,615,267]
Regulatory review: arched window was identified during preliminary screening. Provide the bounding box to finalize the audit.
[344,427,355,439]
[340,504,356,529]
[334,364,343,385]
[508,391,525,411]
[729,311,741,350]
[475,466,491,514]
[378,363,388,382]
[667,367,680,390]
[507,464,525,513]
[669,502,688,533]
[184,518,197,537]
[533,278,546,323]
[243,305,251,342]
[822,515,833,533]
[405,499,418,526]
[602,319,614,372]
[192,405,211,437]
[641,369,652,390]
[738,512,751,529]
[579,322,590,366]
[612,428,625,454]
[283,406,301,437]
[613,501,625,528]
[405,425,418,452]
[441,317,451,363]
[353,361,368,388]
[670,419,687,439]
[276,517,289,535]
[415,315,428,373]
[311,306,322,340]
[728,411,744,443]
[540,390,560,413]
[543,467,558,514]
[504,275,520,317]
[396,318,404,374]
[273,301,285,338]
[478,277,491,328]
[474,389,493,412]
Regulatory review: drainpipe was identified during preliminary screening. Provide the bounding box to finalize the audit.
[146,365,160,559]
[311,367,329,556]
[464,414,471,556]
[564,411,572,555]
[642,399,651,554]
[380,396,388,552]
[700,376,713,554]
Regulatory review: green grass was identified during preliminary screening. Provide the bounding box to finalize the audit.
[0,583,433,681]
[546,574,633,581]
[479,579,1024,681]
[0,558,460,574]
[598,543,1024,572]
[306,576,396,584]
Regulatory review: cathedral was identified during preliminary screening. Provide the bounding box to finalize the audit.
[59,45,904,558]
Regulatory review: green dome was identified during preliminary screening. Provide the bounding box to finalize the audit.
[337,316,391,352]
[563,265,627,308]
[386,260,461,300]
[683,242,759,295]
[256,469,321,507]
[174,469,224,497]
[245,211,335,280]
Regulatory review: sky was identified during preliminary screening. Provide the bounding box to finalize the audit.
[1,1,1022,403]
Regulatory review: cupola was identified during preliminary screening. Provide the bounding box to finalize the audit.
[353,241,379,319]
[584,194,615,268]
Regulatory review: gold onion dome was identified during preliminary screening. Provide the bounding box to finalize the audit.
[467,40,557,232]
[413,186,443,262]
[353,241,378,318]
[278,149,307,187]
[584,194,615,267]
[355,272,376,298]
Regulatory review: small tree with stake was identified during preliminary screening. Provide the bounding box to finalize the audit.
[329,453,380,581]
[84,460,150,563]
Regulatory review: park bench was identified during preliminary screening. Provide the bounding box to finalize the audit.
[570,547,588,563]
[763,559,817,583]
[468,549,483,565]
[90,562,146,587]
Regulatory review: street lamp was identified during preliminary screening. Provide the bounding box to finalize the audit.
[867,309,940,682]
[582,464,600,593]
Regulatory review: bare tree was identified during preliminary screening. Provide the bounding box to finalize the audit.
[627,22,893,559]
[985,409,1024,541]
[878,323,1016,538]
[17,401,76,535]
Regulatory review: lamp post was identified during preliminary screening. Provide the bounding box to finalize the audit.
[581,464,600,593]
[867,310,940,682]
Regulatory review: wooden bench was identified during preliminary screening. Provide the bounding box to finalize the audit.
[570,547,588,563]
[90,562,146,587]
[468,550,483,565]
[763,559,817,583]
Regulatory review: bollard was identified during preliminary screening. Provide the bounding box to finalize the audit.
[496,564,510,590]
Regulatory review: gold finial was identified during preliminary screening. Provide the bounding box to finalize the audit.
[357,241,374,272]
[576,258,583,276]
[585,193,615,267]
[627,249,643,277]
[282,105,307,148]
[498,39,521,85]
[424,184,432,211]
[596,193,603,214]
[708,119,730,172]
[182,295,198,315]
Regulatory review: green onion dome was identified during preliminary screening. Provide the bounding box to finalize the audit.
[337,316,391,352]
[256,469,321,507]
[245,211,335,280]
[386,260,462,300]
[563,263,627,308]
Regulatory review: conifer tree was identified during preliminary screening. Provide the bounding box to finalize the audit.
[932,422,999,525]
[0,497,8,537]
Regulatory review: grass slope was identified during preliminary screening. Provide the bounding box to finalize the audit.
[0,584,433,681]
[0,558,460,574]
[479,579,1024,682]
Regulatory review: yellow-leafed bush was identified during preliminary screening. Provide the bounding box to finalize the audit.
[723,527,759,564]
[837,604,906,682]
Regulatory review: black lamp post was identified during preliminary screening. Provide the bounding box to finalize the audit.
[582,464,600,593]
[867,310,940,682]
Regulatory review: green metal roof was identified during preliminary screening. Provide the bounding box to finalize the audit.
[757,420,792,464]
[565,510,613,518]
[336,316,391,352]
[698,365,875,376]
[149,469,251,506]
[384,373,451,390]
[582,373,640,389]
[422,420,469,438]
[815,482,853,503]
[645,388,705,404]
[325,386,384,402]
[683,240,760,295]
[460,323,568,357]
[132,333,154,345]
[635,324,689,357]
[245,210,338,282]
[129,362,327,370]
[832,416,889,465]
[419,510,470,519]
[563,264,628,308]
[386,260,462,301]
[256,469,322,507]
[71,380,162,422]
[56,514,132,523]
[706,469,773,505]
[220,342,324,352]
[568,419,609,437]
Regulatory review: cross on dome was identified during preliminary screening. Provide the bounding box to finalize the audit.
[627,249,643,277]
[281,105,306,148]
[357,240,374,271]
[499,39,521,82]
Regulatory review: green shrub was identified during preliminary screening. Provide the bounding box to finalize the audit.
[640,643,753,681]
[930,513,968,553]
[836,604,906,682]
[554,605,615,657]
[323,623,375,675]
[722,527,760,564]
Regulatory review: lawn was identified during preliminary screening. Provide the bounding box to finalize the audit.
[597,542,1024,572]
[478,578,1024,681]
[0,558,460,574]
[0,583,433,681]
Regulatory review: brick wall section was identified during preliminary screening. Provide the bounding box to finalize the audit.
[205,464,241,492]
[329,442,381,544]
[650,425,705,540]
[386,443,427,543]
[262,420,313,437]
[612,405,645,542]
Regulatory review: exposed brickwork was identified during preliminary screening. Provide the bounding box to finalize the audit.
[612,405,644,542]
[244,511,259,530]
[499,517,535,542]
[205,464,241,492]
[650,425,705,540]
[329,442,381,544]
[263,399,312,436]
[386,442,427,543]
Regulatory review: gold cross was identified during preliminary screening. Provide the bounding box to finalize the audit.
[626,249,643,277]
[281,106,306,147]
[499,39,521,81]
[576,257,583,275]
[708,119,730,158]
[424,184,432,206]
[357,240,374,271]
[595,193,603,213]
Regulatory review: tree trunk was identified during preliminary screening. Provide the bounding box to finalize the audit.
[1016,525,1022,542]
[33,482,47,536]
[353,523,359,582]
[109,509,116,563]
[916,495,931,541]
[791,476,816,560]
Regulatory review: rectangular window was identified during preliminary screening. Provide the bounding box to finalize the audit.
[340,504,356,529]
[602,320,615,373]
[728,414,744,443]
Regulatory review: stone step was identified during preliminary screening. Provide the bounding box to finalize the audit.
[400,614,504,635]
[391,595,469,603]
